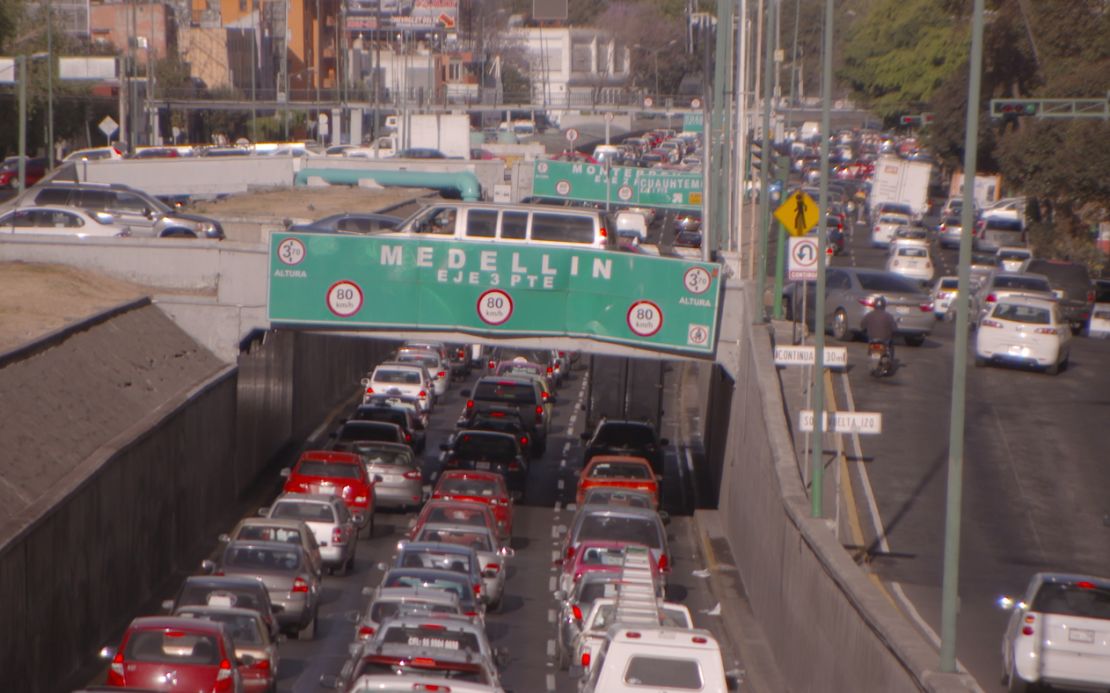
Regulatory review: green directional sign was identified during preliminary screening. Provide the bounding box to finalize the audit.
[531,160,703,211]
[268,234,722,356]
[683,111,704,133]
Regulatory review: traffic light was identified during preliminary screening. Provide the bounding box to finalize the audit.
[991,100,1040,118]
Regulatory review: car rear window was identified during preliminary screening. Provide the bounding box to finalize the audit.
[355,656,489,684]
[125,631,221,665]
[338,423,398,443]
[178,611,262,645]
[939,279,959,290]
[1025,261,1092,292]
[370,601,457,624]
[237,525,304,545]
[272,501,336,523]
[897,246,927,258]
[354,408,406,427]
[984,218,1023,231]
[436,478,497,498]
[226,545,302,571]
[418,528,493,552]
[993,303,1051,325]
[593,423,654,447]
[454,433,516,459]
[589,461,651,479]
[994,276,1049,292]
[1033,582,1110,619]
[384,574,468,601]
[296,460,361,478]
[857,273,922,294]
[473,380,536,404]
[423,505,489,528]
[624,656,704,689]
[179,585,263,612]
[577,514,661,549]
[378,623,483,653]
[375,369,422,384]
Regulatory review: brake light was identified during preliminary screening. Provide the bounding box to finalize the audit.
[414,684,448,692]
[216,658,233,681]
[253,657,271,671]
[1077,581,1097,590]
[919,302,933,312]
[488,360,496,370]
[108,651,124,680]
[358,625,376,640]
[437,371,446,378]
[420,623,447,631]
[600,226,608,238]
[365,387,374,394]
[546,366,553,374]
[1088,290,1096,303]
[658,554,669,572]
[986,293,997,303]
[466,399,474,410]
[535,405,544,422]
[473,583,482,595]
[485,562,500,574]
[692,636,708,644]
[404,470,422,480]
[982,319,1002,329]
[1022,626,1034,636]
[465,610,478,617]
[581,652,591,667]
[333,527,345,544]
[626,631,642,639]
[858,297,876,308]
[508,461,521,471]
[293,577,309,593]
[520,436,529,447]
[572,604,583,622]
[419,390,427,397]
[405,432,412,443]
[1034,327,1057,335]
[412,657,437,667]
[566,545,576,559]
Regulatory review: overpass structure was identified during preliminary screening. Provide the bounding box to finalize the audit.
[0,221,979,692]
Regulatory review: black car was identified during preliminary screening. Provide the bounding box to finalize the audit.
[439,430,528,492]
[162,575,281,639]
[466,404,534,458]
[329,420,406,451]
[1024,259,1094,333]
[460,376,551,453]
[351,403,424,452]
[287,212,402,234]
[580,419,669,477]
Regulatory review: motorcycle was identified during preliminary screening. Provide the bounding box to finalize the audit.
[868,341,893,377]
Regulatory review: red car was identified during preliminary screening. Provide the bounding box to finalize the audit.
[282,450,375,532]
[558,539,662,592]
[410,497,502,546]
[102,616,249,692]
[431,470,513,540]
[0,156,48,188]
[576,455,659,509]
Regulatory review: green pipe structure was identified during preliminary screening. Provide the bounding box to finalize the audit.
[294,168,482,201]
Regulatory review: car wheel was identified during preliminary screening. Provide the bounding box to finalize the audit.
[299,610,317,640]
[159,228,197,238]
[903,334,925,347]
[831,309,851,341]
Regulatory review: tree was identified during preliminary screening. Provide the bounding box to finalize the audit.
[595,2,688,95]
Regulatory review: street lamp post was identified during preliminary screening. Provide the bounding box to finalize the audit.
[46,0,55,168]
[17,52,51,193]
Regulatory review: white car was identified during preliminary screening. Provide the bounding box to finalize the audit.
[975,296,1071,374]
[871,214,911,247]
[931,276,959,319]
[997,246,1033,272]
[1000,573,1110,693]
[393,348,450,398]
[262,493,358,574]
[575,627,730,693]
[1088,304,1110,338]
[885,242,934,283]
[0,207,132,238]
[362,362,434,412]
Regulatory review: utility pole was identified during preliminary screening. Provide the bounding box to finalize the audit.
[17,57,26,193]
[47,0,55,167]
[754,0,775,319]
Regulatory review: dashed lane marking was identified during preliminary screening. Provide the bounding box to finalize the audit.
[546,639,556,657]
[548,609,556,623]
[546,673,556,691]
[548,576,557,592]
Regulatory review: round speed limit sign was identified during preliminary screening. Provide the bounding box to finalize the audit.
[477,289,513,326]
[326,280,363,317]
[627,300,664,337]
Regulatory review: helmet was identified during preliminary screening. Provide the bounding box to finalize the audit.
[874,296,887,310]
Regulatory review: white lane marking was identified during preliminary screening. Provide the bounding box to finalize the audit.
[546,639,556,657]
[549,576,557,592]
[567,503,577,513]
[568,414,577,426]
[557,479,564,490]
[554,501,562,513]
[546,673,556,691]
[560,458,567,468]
[565,428,574,436]
[548,609,556,623]
[551,525,559,539]
[552,550,561,565]
[563,441,572,454]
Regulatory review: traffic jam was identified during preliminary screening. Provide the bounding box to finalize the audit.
[94,342,736,693]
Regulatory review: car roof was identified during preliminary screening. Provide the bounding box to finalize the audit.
[586,454,653,466]
[181,575,267,590]
[226,539,304,552]
[299,449,362,464]
[374,586,462,604]
[400,541,478,556]
[455,429,517,442]
[993,295,1057,309]
[574,504,662,520]
[418,522,496,537]
[174,605,265,621]
[436,469,505,484]
[273,492,344,505]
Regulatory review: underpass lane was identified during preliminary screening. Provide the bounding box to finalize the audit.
[836,221,1110,689]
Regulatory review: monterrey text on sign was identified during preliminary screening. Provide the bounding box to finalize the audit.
[531,160,703,211]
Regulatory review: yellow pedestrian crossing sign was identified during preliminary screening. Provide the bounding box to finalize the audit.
[775,190,820,237]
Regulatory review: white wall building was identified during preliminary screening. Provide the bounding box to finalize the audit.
[513,27,631,108]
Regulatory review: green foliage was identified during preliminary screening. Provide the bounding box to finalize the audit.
[839,0,968,123]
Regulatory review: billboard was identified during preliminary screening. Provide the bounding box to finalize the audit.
[346,0,457,31]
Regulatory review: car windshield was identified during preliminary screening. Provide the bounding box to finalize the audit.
[271,501,336,523]
[879,215,906,225]
[994,276,1049,291]
[454,434,516,459]
[355,656,489,684]
[577,515,661,549]
[375,369,421,385]
[473,381,535,404]
[124,630,221,665]
[588,462,651,479]
[993,303,1051,325]
[295,460,361,478]
[593,424,654,447]
[418,528,493,552]
[857,273,922,294]
[999,251,1029,260]
[225,546,302,571]
[354,408,406,427]
[624,656,704,689]
[178,611,262,645]
[436,478,498,498]
[378,624,482,653]
[1033,582,1110,619]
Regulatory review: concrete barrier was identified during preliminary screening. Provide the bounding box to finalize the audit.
[714,281,977,692]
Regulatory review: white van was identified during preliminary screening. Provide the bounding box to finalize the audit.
[574,626,732,692]
[389,202,615,250]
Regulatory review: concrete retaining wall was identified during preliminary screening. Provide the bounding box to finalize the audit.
[0,309,399,691]
[717,281,975,692]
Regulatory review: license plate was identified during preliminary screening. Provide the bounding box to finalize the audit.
[312,484,337,495]
[475,461,491,470]
[896,306,910,314]
[1069,628,1095,643]
[384,474,402,483]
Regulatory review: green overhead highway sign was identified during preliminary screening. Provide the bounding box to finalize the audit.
[683,111,704,133]
[268,234,722,356]
[531,160,703,211]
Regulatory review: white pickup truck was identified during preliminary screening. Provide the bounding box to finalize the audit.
[574,626,733,692]
[572,598,692,678]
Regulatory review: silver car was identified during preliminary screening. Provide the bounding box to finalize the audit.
[785,267,935,346]
[552,570,621,669]
[356,441,424,510]
[202,540,321,639]
[219,517,323,579]
[173,605,279,693]
[261,493,357,575]
[352,585,463,643]
[413,522,514,610]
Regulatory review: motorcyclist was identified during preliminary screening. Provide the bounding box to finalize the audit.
[860,296,897,361]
